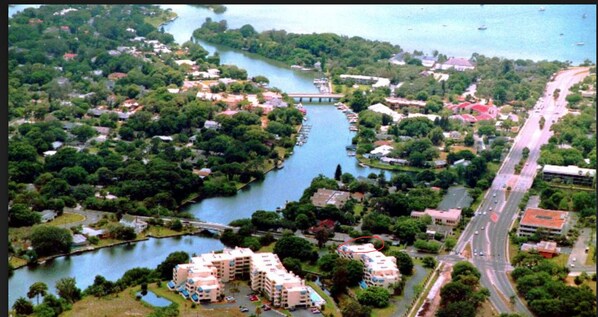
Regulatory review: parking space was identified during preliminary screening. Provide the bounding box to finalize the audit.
[437,186,473,210]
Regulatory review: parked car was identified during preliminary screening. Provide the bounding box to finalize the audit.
[225,296,235,302]
[262,304,271,311]
[481,226,485,230]
[479,252,484,256]
[240,306,249,312]
[311,308,321,314]
[475,231,479,235]
[249,295,259,302]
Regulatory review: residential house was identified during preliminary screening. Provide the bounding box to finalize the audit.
[39,210,57,223]
[71,234,89,247]
[196,168,212,179]
[517,208,571,238]
[308,219,337,234]
[437,58,475,71]
[203,120,221,130]
[63,53,78,61]
[119,214,148,234]
[369,145,394,158]
[368,103,403,122]
[310,188,351,208]
[51,141,64,150]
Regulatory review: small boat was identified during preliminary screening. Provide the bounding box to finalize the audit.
[576,42,585,46]
[559,33,564,36]
[277,162,284,169]
[582,13,587,19]
[478,25,487,30]
[539,7,545,11]
[358,163,367,167]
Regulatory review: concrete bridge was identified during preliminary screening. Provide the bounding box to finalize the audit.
[135,215,238,233]
[287,93,344,102]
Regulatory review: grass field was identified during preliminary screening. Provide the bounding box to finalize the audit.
[62,288,154,317]
[144,226,180,237]
[258,242,275,253]
[47,212,86,226]
[586,245,596,266]
[547,253,570,267]
[144,10,177,28]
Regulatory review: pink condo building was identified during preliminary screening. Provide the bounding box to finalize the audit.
[338,243,400,289]
[168,247,315,309]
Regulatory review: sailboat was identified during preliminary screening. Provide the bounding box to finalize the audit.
[575,42,585,46]
[539,7,545,12]
[478,25,487,30]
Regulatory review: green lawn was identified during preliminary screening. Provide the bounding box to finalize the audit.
[144,10,177,28]
[258,242,275,253]
[143,226,180,237]
[548,253,569,267]
[47,212,86,226]
[353,204,364,217]
[302,261,322,274]
[306,281,342,317]
[586,245,596,266]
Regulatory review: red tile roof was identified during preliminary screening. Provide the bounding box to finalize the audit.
[63,53,77,60]
[475,113,494,121]
[471,104,490,113]
[520,208,569,230]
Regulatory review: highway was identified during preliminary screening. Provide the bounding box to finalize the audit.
[453,67,590,315]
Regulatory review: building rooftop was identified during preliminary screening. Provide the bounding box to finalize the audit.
[542,164,596,178]
[520,208,569,230]
[411,208,462,222]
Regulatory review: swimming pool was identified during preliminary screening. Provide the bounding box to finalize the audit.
[307,286,326,307]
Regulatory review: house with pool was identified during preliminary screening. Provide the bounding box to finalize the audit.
[168,247,324,309]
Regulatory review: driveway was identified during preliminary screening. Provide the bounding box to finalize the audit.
[57,205,109,228]
[568,228,596,273]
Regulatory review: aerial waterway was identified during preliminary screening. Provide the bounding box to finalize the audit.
[8,5,389,307]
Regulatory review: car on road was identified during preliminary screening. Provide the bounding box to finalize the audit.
[572,257,576,262]
[570,263,575,268]
[240,306,249,312]
[481,226,485,230]
[311,308,321,314]
[475,231,479,235]
[249,295,259,302]
[489,207,492,211]
[474,251,478,256]
[479,252,484,256]
[225,296,236,302]
[493,193,496,197]
[262,304,272,311]
[483,211,487,215]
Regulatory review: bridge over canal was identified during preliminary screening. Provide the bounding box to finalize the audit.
[287,93,344,102]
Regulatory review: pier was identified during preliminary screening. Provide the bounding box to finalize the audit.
[287,93,343,102]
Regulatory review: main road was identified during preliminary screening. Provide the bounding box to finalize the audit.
[453,67,590,315]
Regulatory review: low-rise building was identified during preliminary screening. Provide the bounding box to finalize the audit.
[541,164,595,186]
[40,210,56,223]
[119,214,148,234]
[520,240,561,258]
[517,208,570,238]
[310,188,351,208]
[338,243,400,289]
[411,208,462,226]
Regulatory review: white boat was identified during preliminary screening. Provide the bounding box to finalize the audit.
[277,162,284,169]
[358,163,367,167]
[478,25,487,30]
[539,7,545,11]
[576,42,585,46]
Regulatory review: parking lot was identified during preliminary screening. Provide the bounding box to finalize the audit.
[208,281,318,317]
[437,186,473,210]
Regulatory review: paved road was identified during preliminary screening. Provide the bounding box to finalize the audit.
[568,228,596,273]
[453,67,590,316]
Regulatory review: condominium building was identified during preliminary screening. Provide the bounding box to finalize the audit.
[517,208,570,238]
[338,243,400,289]
[168,247,315,309]
[168,247,253,303]
[541,164,595,186]
[250,253,311,309]
[411,208,462,226]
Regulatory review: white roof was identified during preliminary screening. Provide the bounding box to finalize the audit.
[368,103,403,122]
[370,145,394,155]
[542,165,595,177]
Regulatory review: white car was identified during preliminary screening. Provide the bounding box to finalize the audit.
[475,231,479,235]
[493,193,496,197]
[489,207,493,211]
[481,226,485,230]
[483,211,487,215]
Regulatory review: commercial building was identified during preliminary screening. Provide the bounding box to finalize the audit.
[411,208,462,226]
[338,243,400,289]
[517,208,570,238]
[169,247,315,309]
[541,164,595,186]
[520,241,561,258]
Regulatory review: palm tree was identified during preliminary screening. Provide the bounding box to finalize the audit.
[27,281,48,305]
[13,297,34,315]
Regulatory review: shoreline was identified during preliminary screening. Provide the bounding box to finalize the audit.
[10,230,215,271]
